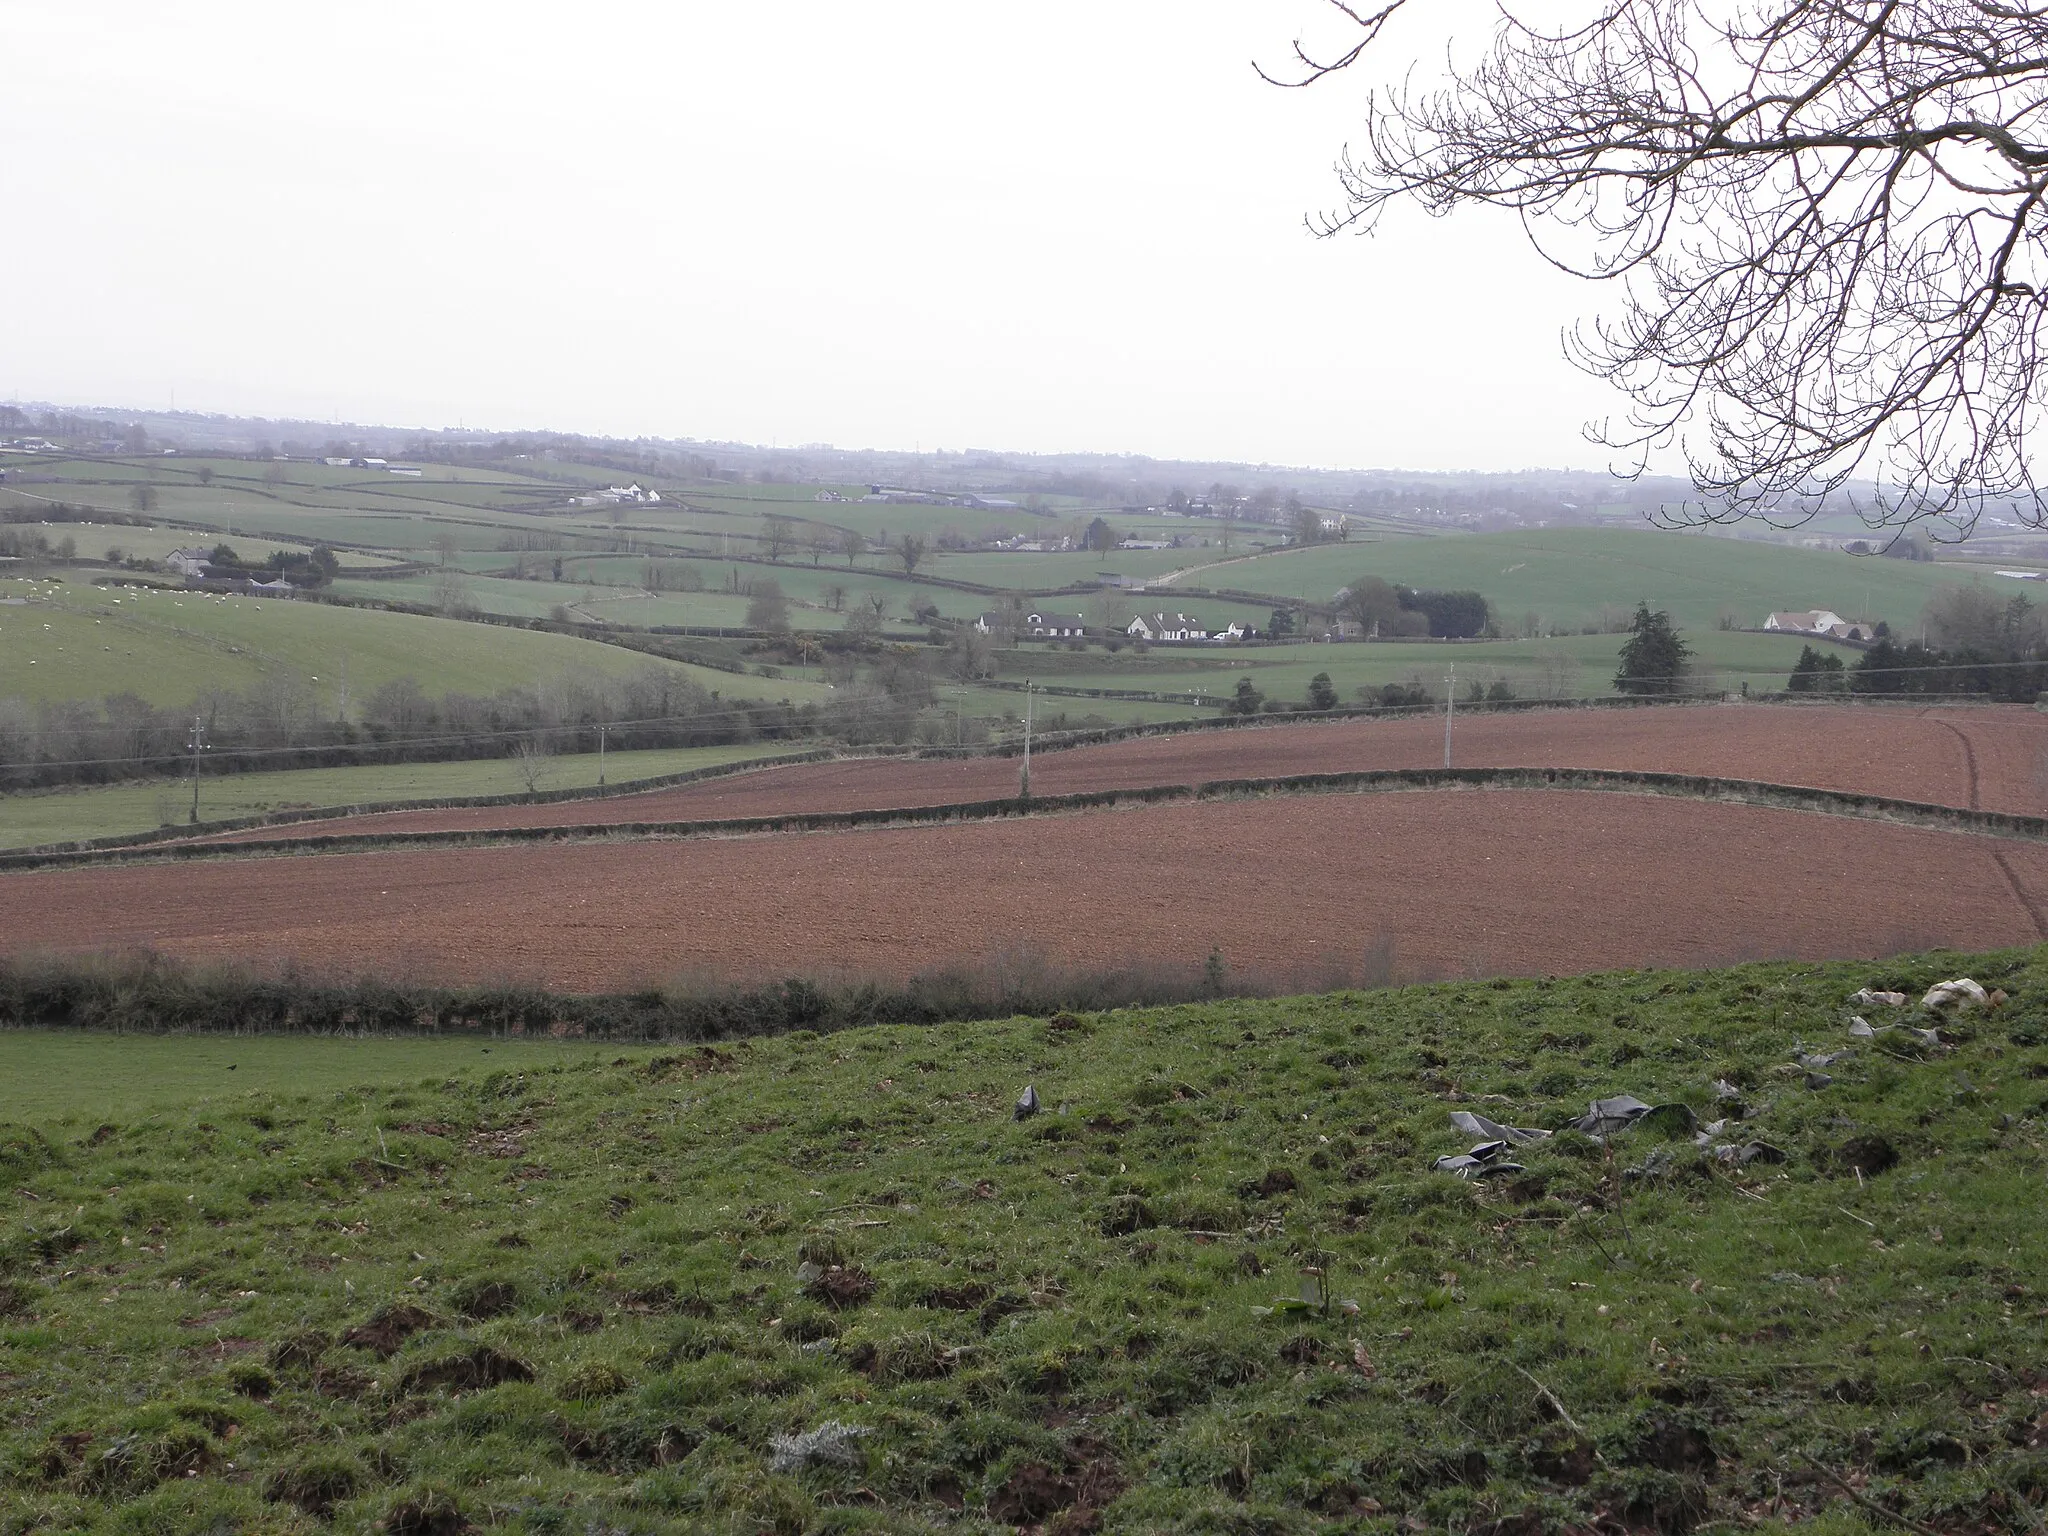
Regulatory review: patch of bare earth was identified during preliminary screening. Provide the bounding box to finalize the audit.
[186,702,2046,847]
[7,791,2043,988]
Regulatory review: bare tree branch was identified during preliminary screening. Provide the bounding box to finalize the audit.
[1283,0,2048,532]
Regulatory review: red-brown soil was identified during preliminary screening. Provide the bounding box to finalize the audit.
[12,791,2045,990]
[196,702,2048,846]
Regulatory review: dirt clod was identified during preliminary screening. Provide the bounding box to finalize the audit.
[400,1345,534,1392]
[1836,1134,1900,1177]
[342,1303,437,1358]
[802,1264,876,1310]
[1632,1415,1717,1473]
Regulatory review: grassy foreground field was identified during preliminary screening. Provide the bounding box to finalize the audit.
[4,947,2047,1532]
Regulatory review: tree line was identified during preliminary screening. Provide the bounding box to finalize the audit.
[0,665,817,793]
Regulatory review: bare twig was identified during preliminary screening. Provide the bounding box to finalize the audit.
[1796,1450,1947,1536]
[1514,1365,1609,1464]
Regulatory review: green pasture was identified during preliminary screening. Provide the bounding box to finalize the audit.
[0,1030,655,1122]
[0,578,832,710]
[934,546,1212,589]
[1197,526,1973,634]
[328,572,572,622]
[945,685,1203,731]
[0,742,791,850]
[2,944,2045,1531]
[1040,627,1858,703]
[0,522,324,569]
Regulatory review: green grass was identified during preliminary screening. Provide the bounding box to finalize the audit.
[1044,628,1860,703]
[936,548,1213,589]
[0,522,398,571]
[0,1031,649,1121]
[0,743,790,849]
[1197,527,1973,635]
[0,578,833,710]
[3,944,2047,1531]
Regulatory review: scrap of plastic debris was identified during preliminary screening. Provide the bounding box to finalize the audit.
[1573,1095,1696,1139]
[1449,1110,1551,1145]
[1433,1140,1525,1179]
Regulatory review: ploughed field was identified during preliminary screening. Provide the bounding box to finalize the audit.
[191,701,2048,845]
[7,792,2045,990]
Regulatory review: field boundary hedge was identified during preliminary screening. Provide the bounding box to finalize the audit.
[6,762,2044,873]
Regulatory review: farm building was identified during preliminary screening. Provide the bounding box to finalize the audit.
[1128,612,1209,642]
[1765,609,1878,642]
[164,548,214,578]
[1024,611,1086,639]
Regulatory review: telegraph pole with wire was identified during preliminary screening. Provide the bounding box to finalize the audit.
[1020,680,1033,799]
[187,713,208,824]
[597,722,607,787]
[1443,662,1455,769]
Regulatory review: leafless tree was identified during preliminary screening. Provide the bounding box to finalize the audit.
[745,578,792,633]
[1923,578,2047,650]
[513,736,554,799]
[840,527,867,566]
[763,515,798,562]
[430,569,477,617]
[806,525,835,565]
[1268,0,2048,535]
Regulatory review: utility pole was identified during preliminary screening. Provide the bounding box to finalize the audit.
[1020,681,1033,799]
[187,713,207,824]
[1443,661,1455,769]
[597,723,607,787]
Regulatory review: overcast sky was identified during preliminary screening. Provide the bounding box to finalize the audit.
[0,1,1628,472]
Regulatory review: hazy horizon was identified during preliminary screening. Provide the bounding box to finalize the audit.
[2,0,1639,477]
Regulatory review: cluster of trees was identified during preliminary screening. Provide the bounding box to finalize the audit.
[1227,670,1421,715]
[1336,578,1492,639]
[0,664,816,793]
[195,543,340,589]
[1786,646,1849,692]
[1784,585,2048,700]
[0,527,77,560]
[1837,639,2045,700]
